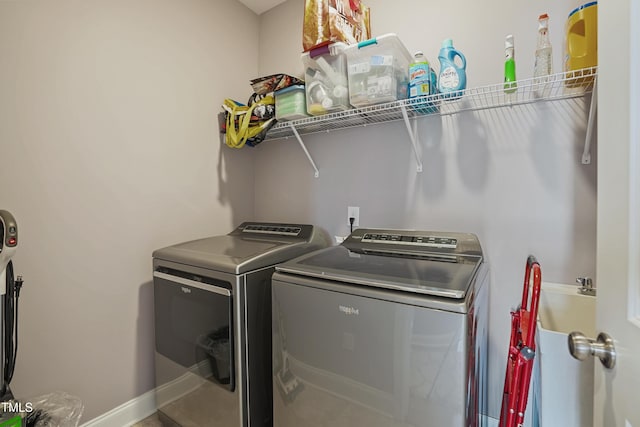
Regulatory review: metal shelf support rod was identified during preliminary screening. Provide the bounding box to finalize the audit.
[582,77,597,165]
[290,124,320,178]
[400,105,423,172]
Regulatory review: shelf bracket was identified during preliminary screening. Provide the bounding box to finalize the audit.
[290,125,320,178]
[582,77,598,165]
[400,105,423,172]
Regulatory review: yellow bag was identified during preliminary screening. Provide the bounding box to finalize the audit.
[303,0,371,52]
[222,96,275,149]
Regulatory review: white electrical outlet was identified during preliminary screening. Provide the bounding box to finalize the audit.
[347,206,360,227]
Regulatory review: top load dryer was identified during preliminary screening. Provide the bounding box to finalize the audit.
[272,228,489,427]
[152,222,328,427]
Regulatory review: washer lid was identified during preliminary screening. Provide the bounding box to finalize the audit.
[275,245,481,299]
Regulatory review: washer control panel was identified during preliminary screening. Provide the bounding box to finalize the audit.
[343,228,483,257]
[362,233,457,248]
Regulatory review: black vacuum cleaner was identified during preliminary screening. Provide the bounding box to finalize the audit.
[0,210,20,403]
[0,211,44,426]
[0,211,81,427]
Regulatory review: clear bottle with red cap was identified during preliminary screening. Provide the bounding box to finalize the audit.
[534,14,553,80]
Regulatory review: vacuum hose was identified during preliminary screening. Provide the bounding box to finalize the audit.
[2,260,22,399]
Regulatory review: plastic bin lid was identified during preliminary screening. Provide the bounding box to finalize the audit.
[302,42,349,59]
[274,84,305,95]
[344,33,413,63]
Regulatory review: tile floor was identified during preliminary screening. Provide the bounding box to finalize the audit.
[131,378,236,427]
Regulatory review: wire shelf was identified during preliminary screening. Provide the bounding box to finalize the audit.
[265,67,597,141]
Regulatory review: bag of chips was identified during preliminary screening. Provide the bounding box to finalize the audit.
[303,0,371,52]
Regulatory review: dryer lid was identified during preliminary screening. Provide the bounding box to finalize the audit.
[153,236,282,273]
[152,222,327,274]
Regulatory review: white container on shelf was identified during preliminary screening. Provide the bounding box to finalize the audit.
[302,42,350,116]
[344,33,413,108]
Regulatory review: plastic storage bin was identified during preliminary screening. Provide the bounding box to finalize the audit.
[275,85,309,121]
[302,42,350,116]
[345,33,413,107]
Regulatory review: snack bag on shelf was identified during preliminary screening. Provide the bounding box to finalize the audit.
[250,74,304,95]
[303,0,371,52]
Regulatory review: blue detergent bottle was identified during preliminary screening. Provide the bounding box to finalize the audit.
[437,39,467,99]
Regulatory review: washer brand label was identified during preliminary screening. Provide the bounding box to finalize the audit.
[339,305,359,315]
[181,287,192,294]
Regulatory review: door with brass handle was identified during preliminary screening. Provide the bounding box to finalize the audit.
[568,331,616,369]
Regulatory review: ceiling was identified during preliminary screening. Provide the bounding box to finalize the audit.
[236,0,288,15]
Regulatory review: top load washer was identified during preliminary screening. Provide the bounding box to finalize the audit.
[272,228,489,427]
[152,222,328,427]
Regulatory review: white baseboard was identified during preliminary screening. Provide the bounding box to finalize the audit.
[81,360,211,427]
[81,380,500,427]
[79,388,156,427]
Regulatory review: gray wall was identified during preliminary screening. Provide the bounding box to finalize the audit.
[0,0,258,421]
[0,0,598,422]
[254,0,597,419]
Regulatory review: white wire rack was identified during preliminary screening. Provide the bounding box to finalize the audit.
[266,67,596,140]
[260,67,597,176]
